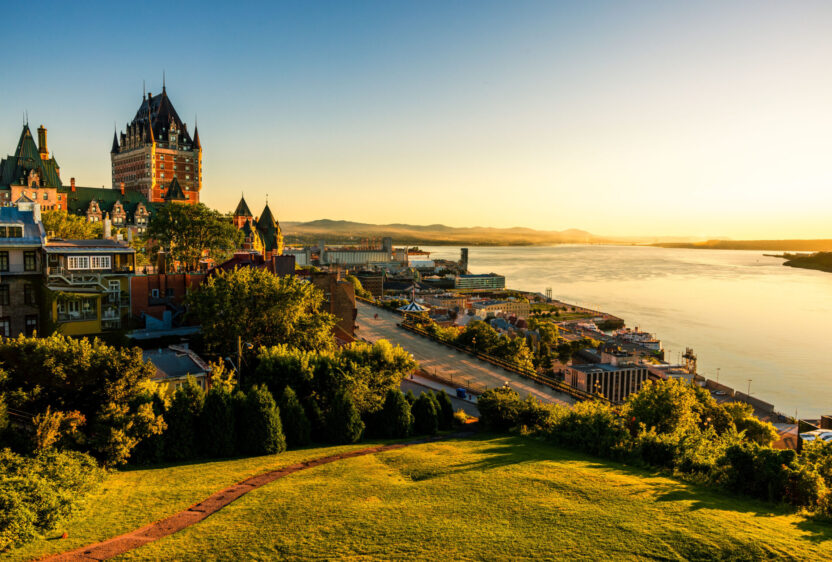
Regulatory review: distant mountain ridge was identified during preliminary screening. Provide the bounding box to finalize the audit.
[280,219,600,246]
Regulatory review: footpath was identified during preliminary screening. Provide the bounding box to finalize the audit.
[42,433,472,561]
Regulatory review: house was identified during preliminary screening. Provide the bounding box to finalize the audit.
[0,200,46,337]
[143,344,212,393]
[44,238,135,335]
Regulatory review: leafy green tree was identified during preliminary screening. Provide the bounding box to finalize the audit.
[279,386,311,448]
[326,390,364,444]
[188,267,336,356]
[242,385,286,455]
[624,379,700,435]
[41,210,102,239]
[130,391,168,465]
[455,321,500,353]
[380,389,413,438]
[338,340,417,413]
[147,202,242,271]
[0,334,164,465]
[164,377,205,460]
[412,394,439,435]
[199,387,236,458]
[231,389,248,453]
[477,387,522,431]
[344,275,372,299]
[722,402,778,446]
[435,391,455,430]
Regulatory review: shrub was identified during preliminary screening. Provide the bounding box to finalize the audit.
[717,444,803,503]
[303,396,327,443]
[477,387,522,431]
[412,394,439,436]
[199,387,236,458]
[453,409,469,425]
[242,385,286,455]
[164,377,205,461]
[130,392,167,465]
[0,448,104,552]
[435,391,455,430]
[405,390,417,405]
[380,389,413,438]
[326,391,364,444]
[231,390,248,454]
[624,379,700,435]
[279,386,311,448]
[635,429,680,469]
[546,400,628,459]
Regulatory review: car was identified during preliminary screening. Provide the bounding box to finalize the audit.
[713,390,727,396]
[799,430,832,443]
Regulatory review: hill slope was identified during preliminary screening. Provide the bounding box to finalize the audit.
[21,435,831,560]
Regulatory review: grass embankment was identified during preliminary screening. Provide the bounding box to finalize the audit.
[8,443,376,561]
[25,434,831,560]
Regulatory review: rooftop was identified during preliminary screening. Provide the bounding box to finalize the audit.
[143,345,211,380]
[0,206,45,246]
[45,238,134,252]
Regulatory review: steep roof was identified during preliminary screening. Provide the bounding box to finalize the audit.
[193,125,201,149]
[65,186,153,222]
[234,195,252,217]
[120,88,194,149]
[111,130,119,153]
[0,125,63,188]
[255,203,282,252]
[164,177,187,201]
[0,205,45,246]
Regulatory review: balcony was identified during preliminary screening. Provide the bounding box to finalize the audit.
[57,309,97,322]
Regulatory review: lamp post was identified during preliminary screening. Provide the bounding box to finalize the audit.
[747,379,752,397]
[716,367,720,385]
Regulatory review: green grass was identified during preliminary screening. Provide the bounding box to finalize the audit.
[16,435,832,560]
[8,443,376,561]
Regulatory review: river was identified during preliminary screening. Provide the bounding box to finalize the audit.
[421,245,832,418]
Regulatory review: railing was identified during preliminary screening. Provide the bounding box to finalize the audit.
[398,321,604,403]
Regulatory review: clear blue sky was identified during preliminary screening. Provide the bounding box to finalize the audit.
[2,1,831,238]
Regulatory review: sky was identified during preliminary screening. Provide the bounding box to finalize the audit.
[2,0,831,239]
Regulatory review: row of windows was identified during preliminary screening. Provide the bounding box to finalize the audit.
[0,283,37,306]
[67,255,111,270]
[0,316,38,338]
[0,226,23,238]
[0,251,37,272]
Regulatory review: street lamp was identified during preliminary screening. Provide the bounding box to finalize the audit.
[747,379,752,397]
[716,368,721,385]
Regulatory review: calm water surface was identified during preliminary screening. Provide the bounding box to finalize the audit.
[423,245,832,418]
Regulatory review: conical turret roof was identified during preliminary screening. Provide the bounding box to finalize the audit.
[234,195,252,217]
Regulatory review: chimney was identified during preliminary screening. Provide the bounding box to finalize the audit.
[32,203,41,224]
[37,125,49,160]
[70,177,76,192]
[103,213,112,239]
[119,182,125,195]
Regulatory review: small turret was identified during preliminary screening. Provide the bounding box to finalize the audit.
[37,125,49,160]
[111,130,119,154]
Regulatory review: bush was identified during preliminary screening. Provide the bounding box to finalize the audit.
[242,385,286,455]
[130,392,167,465]
[477,387,522,431]
[624,379,700,435]
[717,444,803,503]
[546,400,628,459]
[199,387,236,458]
[405,390,417,405]
[0,448,104,552]
[412,394,439,436]
[380,389,413,438]
[231,390,248,453]
[279,386,311,448]
[164,377,205,461]
[435,391,455,430]
[453,409,469,425]
[326,390,364,444]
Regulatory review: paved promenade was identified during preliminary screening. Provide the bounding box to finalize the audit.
[356,301,575,407]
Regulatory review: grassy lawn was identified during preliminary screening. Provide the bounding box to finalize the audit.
[90,434,832,561]
[8,443,376,561]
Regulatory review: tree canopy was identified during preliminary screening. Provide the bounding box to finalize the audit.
[42,210,102,239]
[147,203,242,271]
[187,266,336,356]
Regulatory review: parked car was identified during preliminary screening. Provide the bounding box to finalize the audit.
[799,430,832,443]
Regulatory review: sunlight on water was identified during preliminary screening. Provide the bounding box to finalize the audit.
[423,245,832,418]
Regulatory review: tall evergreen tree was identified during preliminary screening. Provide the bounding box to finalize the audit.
[278,386,311,449]
[242,385,286,455]
[164,377,204,461]
[327,390,364,444]
[200,387,236,458]
[381,389,413,438]
[435,391,455,430]
[412,394,439,436]
[405,389,417,405]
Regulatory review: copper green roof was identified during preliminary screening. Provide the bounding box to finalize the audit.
[234,195,252,217]
[0,125,63,188]
[65,186,154,221]
[255,203,281,251]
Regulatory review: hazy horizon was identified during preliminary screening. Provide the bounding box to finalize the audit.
[3,1,831,239]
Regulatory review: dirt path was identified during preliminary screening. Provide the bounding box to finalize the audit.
[42,433,469,561]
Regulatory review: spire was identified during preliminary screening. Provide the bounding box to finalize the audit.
[164,177,187,201]
[162,70,166,94]
[193,116,201,149]
[111,128,120,154]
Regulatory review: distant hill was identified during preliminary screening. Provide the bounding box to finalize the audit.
[652,239,832,251]
[281,219,601,246]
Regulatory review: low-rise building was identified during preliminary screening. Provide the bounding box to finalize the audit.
[143,344,212,393]
[0,201,46,337]
[566,362,649,404]
[355,273,384,298]
[455,273,505,290]
[471,299,530,318]
[424,293,467,311]
[44,239,135,335]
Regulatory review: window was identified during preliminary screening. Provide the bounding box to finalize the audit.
[0,318,9,338]
[24,251,36,272]
[24,284,35,305]
[165,288,174,297]
[0,226,23,238]
[0,284,8,305]
[0,251,7,271]
[67,256,89,270]
[151,288,159,298]
[91,256,111,269]
[43,192,48,200]
[25,315,37,337]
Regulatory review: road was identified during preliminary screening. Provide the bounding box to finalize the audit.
[355,301,575,407]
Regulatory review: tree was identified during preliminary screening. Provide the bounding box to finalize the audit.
[380,389,413,438]
[412,394,439,435]
[456,321,500,353]
[722,402,779,446]
[199,387,236,458]
[344,275,372,299]
[188,267,336,356]
[147,203,242,271]
[41,210,102,239]
[164,377,204,461]
[326,390,364,444]
[435,391,455,430]
[405,390,417,405]
[242,385,286,455]
[0,334,164,465]
[279,386,311,448]
[477,387,522,431]
[624,379,700,435]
